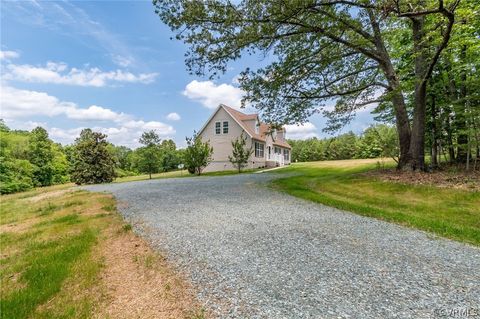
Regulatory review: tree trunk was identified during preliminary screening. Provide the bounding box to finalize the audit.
[445,112,456,163]
[376,59,411,169]
[430,95,438,168]
[456,44,469,163]
[149,172,152,179]
[391,88,412,169]
[407,16,428,171]
[367,9,411,169]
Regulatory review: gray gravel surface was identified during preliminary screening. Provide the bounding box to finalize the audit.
[85,173,480,319]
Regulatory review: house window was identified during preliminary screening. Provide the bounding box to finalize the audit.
[283,149,290,161]
[223,121,229,134]
[254,142,264,158]
[215,122,221,135]
[274,146,281,154]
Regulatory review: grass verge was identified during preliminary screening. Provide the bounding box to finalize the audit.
[0,186,205,319]
[114,168,261,183]
[271,158,480,246]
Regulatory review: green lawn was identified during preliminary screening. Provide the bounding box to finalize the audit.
[271,159,480,246]
[0,186,203,319]
[115,168,262,183]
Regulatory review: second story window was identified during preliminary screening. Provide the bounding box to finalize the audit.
[215,122,221,134]
[223,121,229,134]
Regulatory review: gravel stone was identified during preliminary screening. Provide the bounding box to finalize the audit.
[85,173,480,318]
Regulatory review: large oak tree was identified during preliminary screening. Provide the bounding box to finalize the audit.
[154,0,461,170]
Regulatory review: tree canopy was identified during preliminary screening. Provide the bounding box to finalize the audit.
[184,132,213,175]
[70,129,116,185]
[153,0,476,170]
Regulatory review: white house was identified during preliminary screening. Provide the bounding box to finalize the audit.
[197,104,291,172]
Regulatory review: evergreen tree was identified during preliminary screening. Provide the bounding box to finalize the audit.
[28,127,54,186]
[71,129,116,185]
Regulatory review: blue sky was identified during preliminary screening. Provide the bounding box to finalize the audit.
[1,0,375,148]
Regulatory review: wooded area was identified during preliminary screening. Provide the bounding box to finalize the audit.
[154,0,479,171]
[0,121,186,194]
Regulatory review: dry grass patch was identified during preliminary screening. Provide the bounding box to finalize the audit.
[95,227,203,319]
[1,185,204,319]
[365,167,480,191]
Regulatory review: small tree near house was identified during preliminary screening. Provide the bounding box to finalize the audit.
[228,133,253,173]
[184,132,213,175]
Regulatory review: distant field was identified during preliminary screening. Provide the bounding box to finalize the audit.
[115,168,262,183]
[0,186,204,319]
[272,158,480,246]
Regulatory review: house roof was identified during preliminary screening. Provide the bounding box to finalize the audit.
[200,104,291,149]
[222,105,264,141]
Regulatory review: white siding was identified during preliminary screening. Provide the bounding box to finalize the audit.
[199,107,266,172]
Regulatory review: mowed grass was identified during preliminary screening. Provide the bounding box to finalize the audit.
[0,186,203,319]
[115,168,262,183]
[272,159,480,246]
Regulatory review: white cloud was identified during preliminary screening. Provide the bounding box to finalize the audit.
[166,112,181,121]
[284,123,318,140]
[3,62,158,87]
[111,55,133,68]
[0,85,128,121]
[183,80,244,109]
[3,119,48,131]
[0,84,175,148]
[65,105,129,121]
[49,123,174,148]
[0,50,20,60]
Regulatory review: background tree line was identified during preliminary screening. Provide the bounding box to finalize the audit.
[288,124,399,163]
[0,121,185,194]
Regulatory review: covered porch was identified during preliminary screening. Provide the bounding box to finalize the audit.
[265,145,290,168]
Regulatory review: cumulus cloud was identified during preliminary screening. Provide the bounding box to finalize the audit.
[0,85,175,147]
[166,112,181,121]
[0,85,129,121]
[183,80,244,109]
[3,62,158,87]
[0,50,20,60]
[3,119,48,131]
[49,123,174,148]
[284,123,318,140]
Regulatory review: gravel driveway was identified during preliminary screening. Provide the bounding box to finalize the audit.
[85,173,480,319]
